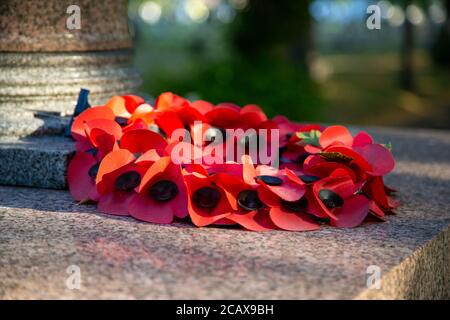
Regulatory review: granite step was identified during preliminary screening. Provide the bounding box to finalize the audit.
[0,126,449,299]
[0,135,73,189]
[0,182,448,299]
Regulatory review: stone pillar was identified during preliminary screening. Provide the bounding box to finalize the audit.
[0,0,142,136]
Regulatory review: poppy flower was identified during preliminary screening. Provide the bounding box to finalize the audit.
[243,156,306,203]
[119,128,168,157]
[68,118,123,203]
[307,169,370,228]
[67,92,398,232]
[184,170,234,227]
[297,125,395,177]
[258,185,320,232]
[95,149,146,216]
[78,118,122,158]
[67,151,100,202]
[204,103,273,131]
[154,108,204,140]
[155,92,190,112]
[128,157,188,224]
[152,92,205,138]
[71,106,115,141]
[363,176,398,213]
[105,95,145,119]
[214,173,277,231]
[190,100,214,115]
[279,124,323,170]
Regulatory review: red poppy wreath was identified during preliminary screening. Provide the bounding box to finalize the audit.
[67,90,399,232]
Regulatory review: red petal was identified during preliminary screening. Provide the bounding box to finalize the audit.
[97,191,134,216]
[285,168,304,185]
[129,105,154,124]
[135,149,161,167]
[155,92,190,111]
[257,185,281,207]
[352,131,373,147]
[357,144,395,176]
[122,95,145,114]
[240,104,268,127]
[138,156,172,193]
[129,194,174,224]
[228,210,276,231]
[304,144,322,154]
[191,100,214,115]
[260,178,306,202]
[184,174,232,227]
[369,200,385,218]
[364,176,389,209]
[154,111,185,137]
[204,106,241,129]
[177,106,204,125]
[304,187,328,218]
[325,145,372,172]
[75,137,93,152]
[120,129,167,155]
[171,182,189,218]
[67,152,99,201]
[84,118,122,144]
[105,96,130,118]
[319,125,353,148]
[269,206,320,231]
[96,149,135,193]
[331,194,370,228]
[320,171,357,198]
[71,106,115,140]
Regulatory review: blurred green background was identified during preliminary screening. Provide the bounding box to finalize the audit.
[128,0,450,129]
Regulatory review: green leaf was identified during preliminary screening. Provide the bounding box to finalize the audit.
[317,151,353,164]
[381,142,392,151]
[296,129,321,147]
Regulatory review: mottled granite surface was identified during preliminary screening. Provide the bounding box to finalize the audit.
[0,127,449,299]
[0,0,131,52]
[0,51,142,122]
[0,136,73,189]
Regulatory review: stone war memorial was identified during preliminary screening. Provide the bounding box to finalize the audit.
[0,0,449,301]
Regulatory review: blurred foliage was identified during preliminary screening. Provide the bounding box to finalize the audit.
[133,0,323,122]
[131,0,450,128]
[149,56,323,121]
[431,0,450,65]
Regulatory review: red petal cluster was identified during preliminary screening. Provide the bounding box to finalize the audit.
[68,92,398,231]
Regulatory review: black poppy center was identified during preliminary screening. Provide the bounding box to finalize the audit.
[318,189,344,209]
[149,180,178,202]
[88,162,100,179]
[86,148,98,157]
[115,116,129,126]
[281,197,308,212]
[114,171,141,191]
[299,175,320,183]
[296,152,309,165]
[193,187,221,209]
[256,175,283,186]
[237,190,263,211]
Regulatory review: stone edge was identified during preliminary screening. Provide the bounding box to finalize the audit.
[355,225,449,299]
